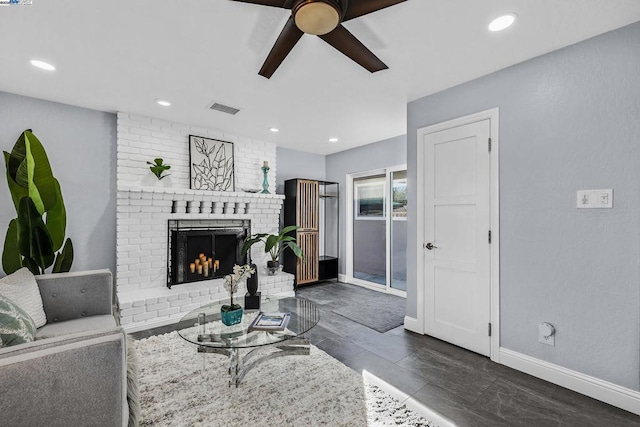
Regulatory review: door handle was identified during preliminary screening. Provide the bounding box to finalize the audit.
[425,242,438,250]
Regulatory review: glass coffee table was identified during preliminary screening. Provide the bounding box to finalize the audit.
[177,295,320,387]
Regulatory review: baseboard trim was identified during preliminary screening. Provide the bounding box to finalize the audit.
[499,348,640,415]
[403,316,423,334]
[338,273,348,283]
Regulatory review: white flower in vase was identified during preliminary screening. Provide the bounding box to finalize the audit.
[222,264,256,311]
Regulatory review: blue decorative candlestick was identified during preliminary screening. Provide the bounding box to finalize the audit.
[261,162,270,194]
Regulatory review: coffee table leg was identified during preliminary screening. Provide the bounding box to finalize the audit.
[198,338,310,387]
[229,348,240,387]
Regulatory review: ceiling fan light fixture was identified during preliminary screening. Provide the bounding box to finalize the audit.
[294,1,340,35]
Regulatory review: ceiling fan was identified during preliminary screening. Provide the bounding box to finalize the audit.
[231,0,407,78]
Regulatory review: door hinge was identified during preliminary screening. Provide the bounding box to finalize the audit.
[488,230,492,244]
[488,323,492,337]
[488,138,492,152]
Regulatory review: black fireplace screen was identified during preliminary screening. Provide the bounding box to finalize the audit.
[167,219,250,288]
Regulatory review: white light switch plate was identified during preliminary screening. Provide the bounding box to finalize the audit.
[577,189,613,209]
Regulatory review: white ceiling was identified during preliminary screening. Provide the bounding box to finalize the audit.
[1,0,639,155]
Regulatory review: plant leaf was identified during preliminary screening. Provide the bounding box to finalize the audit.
[264,234,279,253]
[21,256,40,275]
[2,219,21,274]
[17,197,54,271]
[46,178,67,251]
[284,241,304,259]
[241,234,268,256]
[52,238,73,273]
[280,225,299,236]
[4,151,28,213]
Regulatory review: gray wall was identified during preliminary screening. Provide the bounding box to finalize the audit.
[0,92,117,277]
[275,147,326,194]
[407,22,640,390]
[275,147,326,241]
[326,135,407,274]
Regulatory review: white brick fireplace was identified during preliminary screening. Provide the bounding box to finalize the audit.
[115,112,294,331]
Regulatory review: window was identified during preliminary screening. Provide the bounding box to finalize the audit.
[355,175,386,218]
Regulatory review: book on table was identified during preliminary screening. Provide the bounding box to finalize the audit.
[249,312,290,331]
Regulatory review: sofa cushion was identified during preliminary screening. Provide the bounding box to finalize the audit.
[0,268,47,328]
[36,315,117,339]
[0,294,37,347]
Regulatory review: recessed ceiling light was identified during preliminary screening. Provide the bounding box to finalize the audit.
[269,127,279,133]
[30,59,55,71]
[155,99,171,107]
[488,13,517,32]
[329,138,339,143]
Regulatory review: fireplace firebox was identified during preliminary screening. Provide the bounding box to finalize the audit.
[167,219,250,288]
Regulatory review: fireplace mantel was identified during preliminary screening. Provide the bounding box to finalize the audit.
[119,185,285,201]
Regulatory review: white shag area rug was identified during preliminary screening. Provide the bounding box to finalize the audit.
[134,331,438,426]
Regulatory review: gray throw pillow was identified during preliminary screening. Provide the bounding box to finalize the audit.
[0,293,37,347]
[0,268,47,328]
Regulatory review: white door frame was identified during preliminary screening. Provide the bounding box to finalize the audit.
[415,108,500,362]
[346,165,407,297]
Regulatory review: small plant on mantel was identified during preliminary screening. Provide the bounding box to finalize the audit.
[147,158,171,180]
[221,264,255,312]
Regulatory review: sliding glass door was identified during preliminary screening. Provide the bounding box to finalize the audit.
[390,170,407,291]
[348,166,407,295]
[352,174,387,286]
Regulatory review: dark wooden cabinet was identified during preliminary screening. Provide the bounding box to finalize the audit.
[284,179,339,287]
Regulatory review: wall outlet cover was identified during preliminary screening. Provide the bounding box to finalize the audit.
[577,189,613,209]
[538,322,556,346]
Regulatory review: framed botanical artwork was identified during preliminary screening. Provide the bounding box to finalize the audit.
[188,135,235,191]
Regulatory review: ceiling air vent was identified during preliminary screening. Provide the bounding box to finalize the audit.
[209,102,241,115]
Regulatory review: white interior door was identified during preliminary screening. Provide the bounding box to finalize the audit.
[423,119,491,356]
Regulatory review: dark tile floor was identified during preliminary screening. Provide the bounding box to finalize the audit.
[131,281,640,426]
[296,282,640,427]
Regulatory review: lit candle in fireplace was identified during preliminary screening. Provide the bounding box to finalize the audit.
[204,262,209,277]
[197,264,203,275]
[207,257,213,269]
[195,259,200,267]
[189,263,195,273]
[214,260,219,271]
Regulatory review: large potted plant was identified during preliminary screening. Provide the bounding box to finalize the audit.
[241,225,303,275]
[2,130,73,275]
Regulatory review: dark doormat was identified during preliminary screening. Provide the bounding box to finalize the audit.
[331,285,405,333]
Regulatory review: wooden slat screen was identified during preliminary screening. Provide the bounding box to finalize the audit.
[296,180,319,231]
[296,231,319,284]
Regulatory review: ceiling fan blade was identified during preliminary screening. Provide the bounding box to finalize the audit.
[259,16,304,78]
[319,24,388,73]
[229,0,290,8]
[343,0,406,21]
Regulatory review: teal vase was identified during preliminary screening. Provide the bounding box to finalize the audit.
[221,307,243,326]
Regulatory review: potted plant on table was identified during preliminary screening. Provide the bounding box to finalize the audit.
[241,226,303,276]
[221,264,255,326]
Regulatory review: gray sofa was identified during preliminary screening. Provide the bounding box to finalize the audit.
[0,269,128,427]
